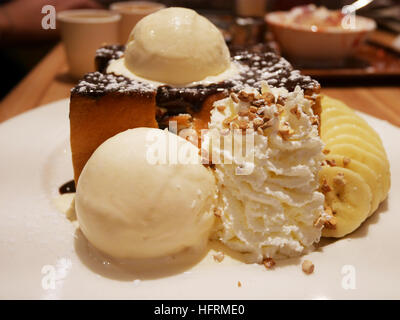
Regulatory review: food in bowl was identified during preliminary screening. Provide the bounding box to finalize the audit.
[59,8,390,271]
[265,5,376,67]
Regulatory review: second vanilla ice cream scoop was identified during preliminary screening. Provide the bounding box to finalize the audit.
[75,128,217,260]
[110,7,232,86]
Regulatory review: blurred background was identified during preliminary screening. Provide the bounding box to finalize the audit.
[0,0,399,100]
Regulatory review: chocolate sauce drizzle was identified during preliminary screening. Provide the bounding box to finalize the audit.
[59,180,76,195]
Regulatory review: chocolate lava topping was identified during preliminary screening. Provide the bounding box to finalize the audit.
[72,44,320,115]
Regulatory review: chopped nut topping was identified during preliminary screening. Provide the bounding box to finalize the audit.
[213,252,224,263]
[322,149,330,155]
[256,108,265,115]
[321,178,332,194]
[324,215,337,229]
[238,91,255,102]
[302,260,314,274]
[230,92,239,103]
[333,172,346,186]
[311,116,319,125]
[262,92,275,104]
[249,106,258,113]
[253,118,264,128]
[248,113,257,120]
[261,121,272,129]
[323,206,337,229]
[290,106,301,120]
[222,115,238,128]
[263,258,276,269]
[238,109,249,117]
[343,157,351,167]
[326,159,336,167]
[237,281,242,287]
[276,96,286,105]
[252,99,265,108]
[238,120,250,130]
[278,122,294,140]
[217,105,226,112]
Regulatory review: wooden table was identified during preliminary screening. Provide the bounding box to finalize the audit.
[1,43,399,126]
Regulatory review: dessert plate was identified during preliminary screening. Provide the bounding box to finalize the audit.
[0,99,399,299]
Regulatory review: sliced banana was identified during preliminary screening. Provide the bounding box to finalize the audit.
[321,107,353,123]
[325,134,387,160]
[322,115,382,142]
[328,143,390,197]
[320,95,391,238]
[319,166,372,238]
[325,154,383,216]
[322,123,383,151]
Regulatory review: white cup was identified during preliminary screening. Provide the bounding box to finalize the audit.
[110,1,166,44]
[57,9,121,79]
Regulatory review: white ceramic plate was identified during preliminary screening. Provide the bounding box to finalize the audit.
[0,99,399,300]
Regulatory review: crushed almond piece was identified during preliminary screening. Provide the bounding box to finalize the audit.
[248,113,257,120]
[230,92,239,103]
[290,106,301,120]
[222,115,238,128]
[324,215,337,230]
[311,116,319,125]
[216,105,226,112]
[333,172,346,186]
[326,159,336,167]
[253,118,264,128]
[326,159,336,166]
[238,109,249,117]
[322,149,330,155]
[323,206,337,229]
[321,178,331,194]
[262,92,275,104]
[249,106,258,113]
[213,252,224,263]
[252,99,265,107]
[261,121,271,129]
[302,260,314,274]
[238,120,249,130]
[263,258,276,269]
[343,157,351,167]
[278,122,294,140]
[276,96,286,105]
[238,91,255,102]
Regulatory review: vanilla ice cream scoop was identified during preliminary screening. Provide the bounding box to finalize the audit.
[123,7,231,85]
[75,128,216,259]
